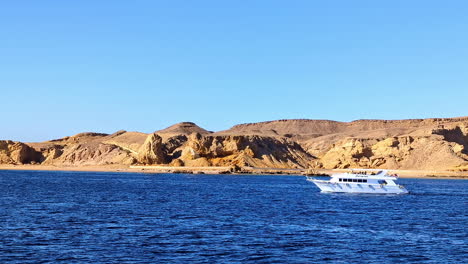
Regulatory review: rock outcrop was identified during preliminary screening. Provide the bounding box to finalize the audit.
[134,132,313,168]
[0,140,42,164]
[303,121,468,170]
[45,143,135,166]
[178,133,313,168]
[317,135,467,170]
[27,132,136,166]
[137,133,166,164]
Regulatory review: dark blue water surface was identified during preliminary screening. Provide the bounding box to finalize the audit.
[0,170,466,263]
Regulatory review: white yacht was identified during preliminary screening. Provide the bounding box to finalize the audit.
[306,169,408,194]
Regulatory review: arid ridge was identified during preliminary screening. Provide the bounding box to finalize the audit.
[1,117,467,174]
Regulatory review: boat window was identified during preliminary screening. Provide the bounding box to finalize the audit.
[352,179,358,182]
[357,179,363,183]
[363,179,367,183]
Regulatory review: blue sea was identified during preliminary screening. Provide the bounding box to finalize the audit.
[0,170,466,263]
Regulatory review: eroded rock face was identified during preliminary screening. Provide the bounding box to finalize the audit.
[432,125,468,154]
[40,145,64,163]
[175,133,313,168]
[38,143,135,166]
[132,132,313,168]
[318,134,467,170]
[0,140,42,164]
[25,131,139,166]
[137,133,167,164]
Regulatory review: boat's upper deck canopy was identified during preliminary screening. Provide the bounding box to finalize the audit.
[331,169,398,180]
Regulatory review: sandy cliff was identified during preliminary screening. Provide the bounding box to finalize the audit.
[1,117,467,172]
[0,140,42,164]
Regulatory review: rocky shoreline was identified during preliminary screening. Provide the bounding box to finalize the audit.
[1,164,466,179]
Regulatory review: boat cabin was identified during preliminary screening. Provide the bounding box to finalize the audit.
[329,170,397,186]
[339,178,368,183]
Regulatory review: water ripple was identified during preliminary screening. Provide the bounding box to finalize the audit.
[0,170,466,263]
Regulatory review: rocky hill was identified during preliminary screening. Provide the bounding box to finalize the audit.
[155,122,211,137]
[1,117,467,172]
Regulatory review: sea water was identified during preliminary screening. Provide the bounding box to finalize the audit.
[0,170,466,263]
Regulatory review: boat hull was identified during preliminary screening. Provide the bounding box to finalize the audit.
[309,179,408,194]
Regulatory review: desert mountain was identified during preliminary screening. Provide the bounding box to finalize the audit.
[155,122,211,138]
[1,117,467,172]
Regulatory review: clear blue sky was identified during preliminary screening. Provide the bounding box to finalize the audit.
[1,1,467,142]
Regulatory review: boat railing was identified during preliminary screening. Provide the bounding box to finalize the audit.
[314,181,396,187]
